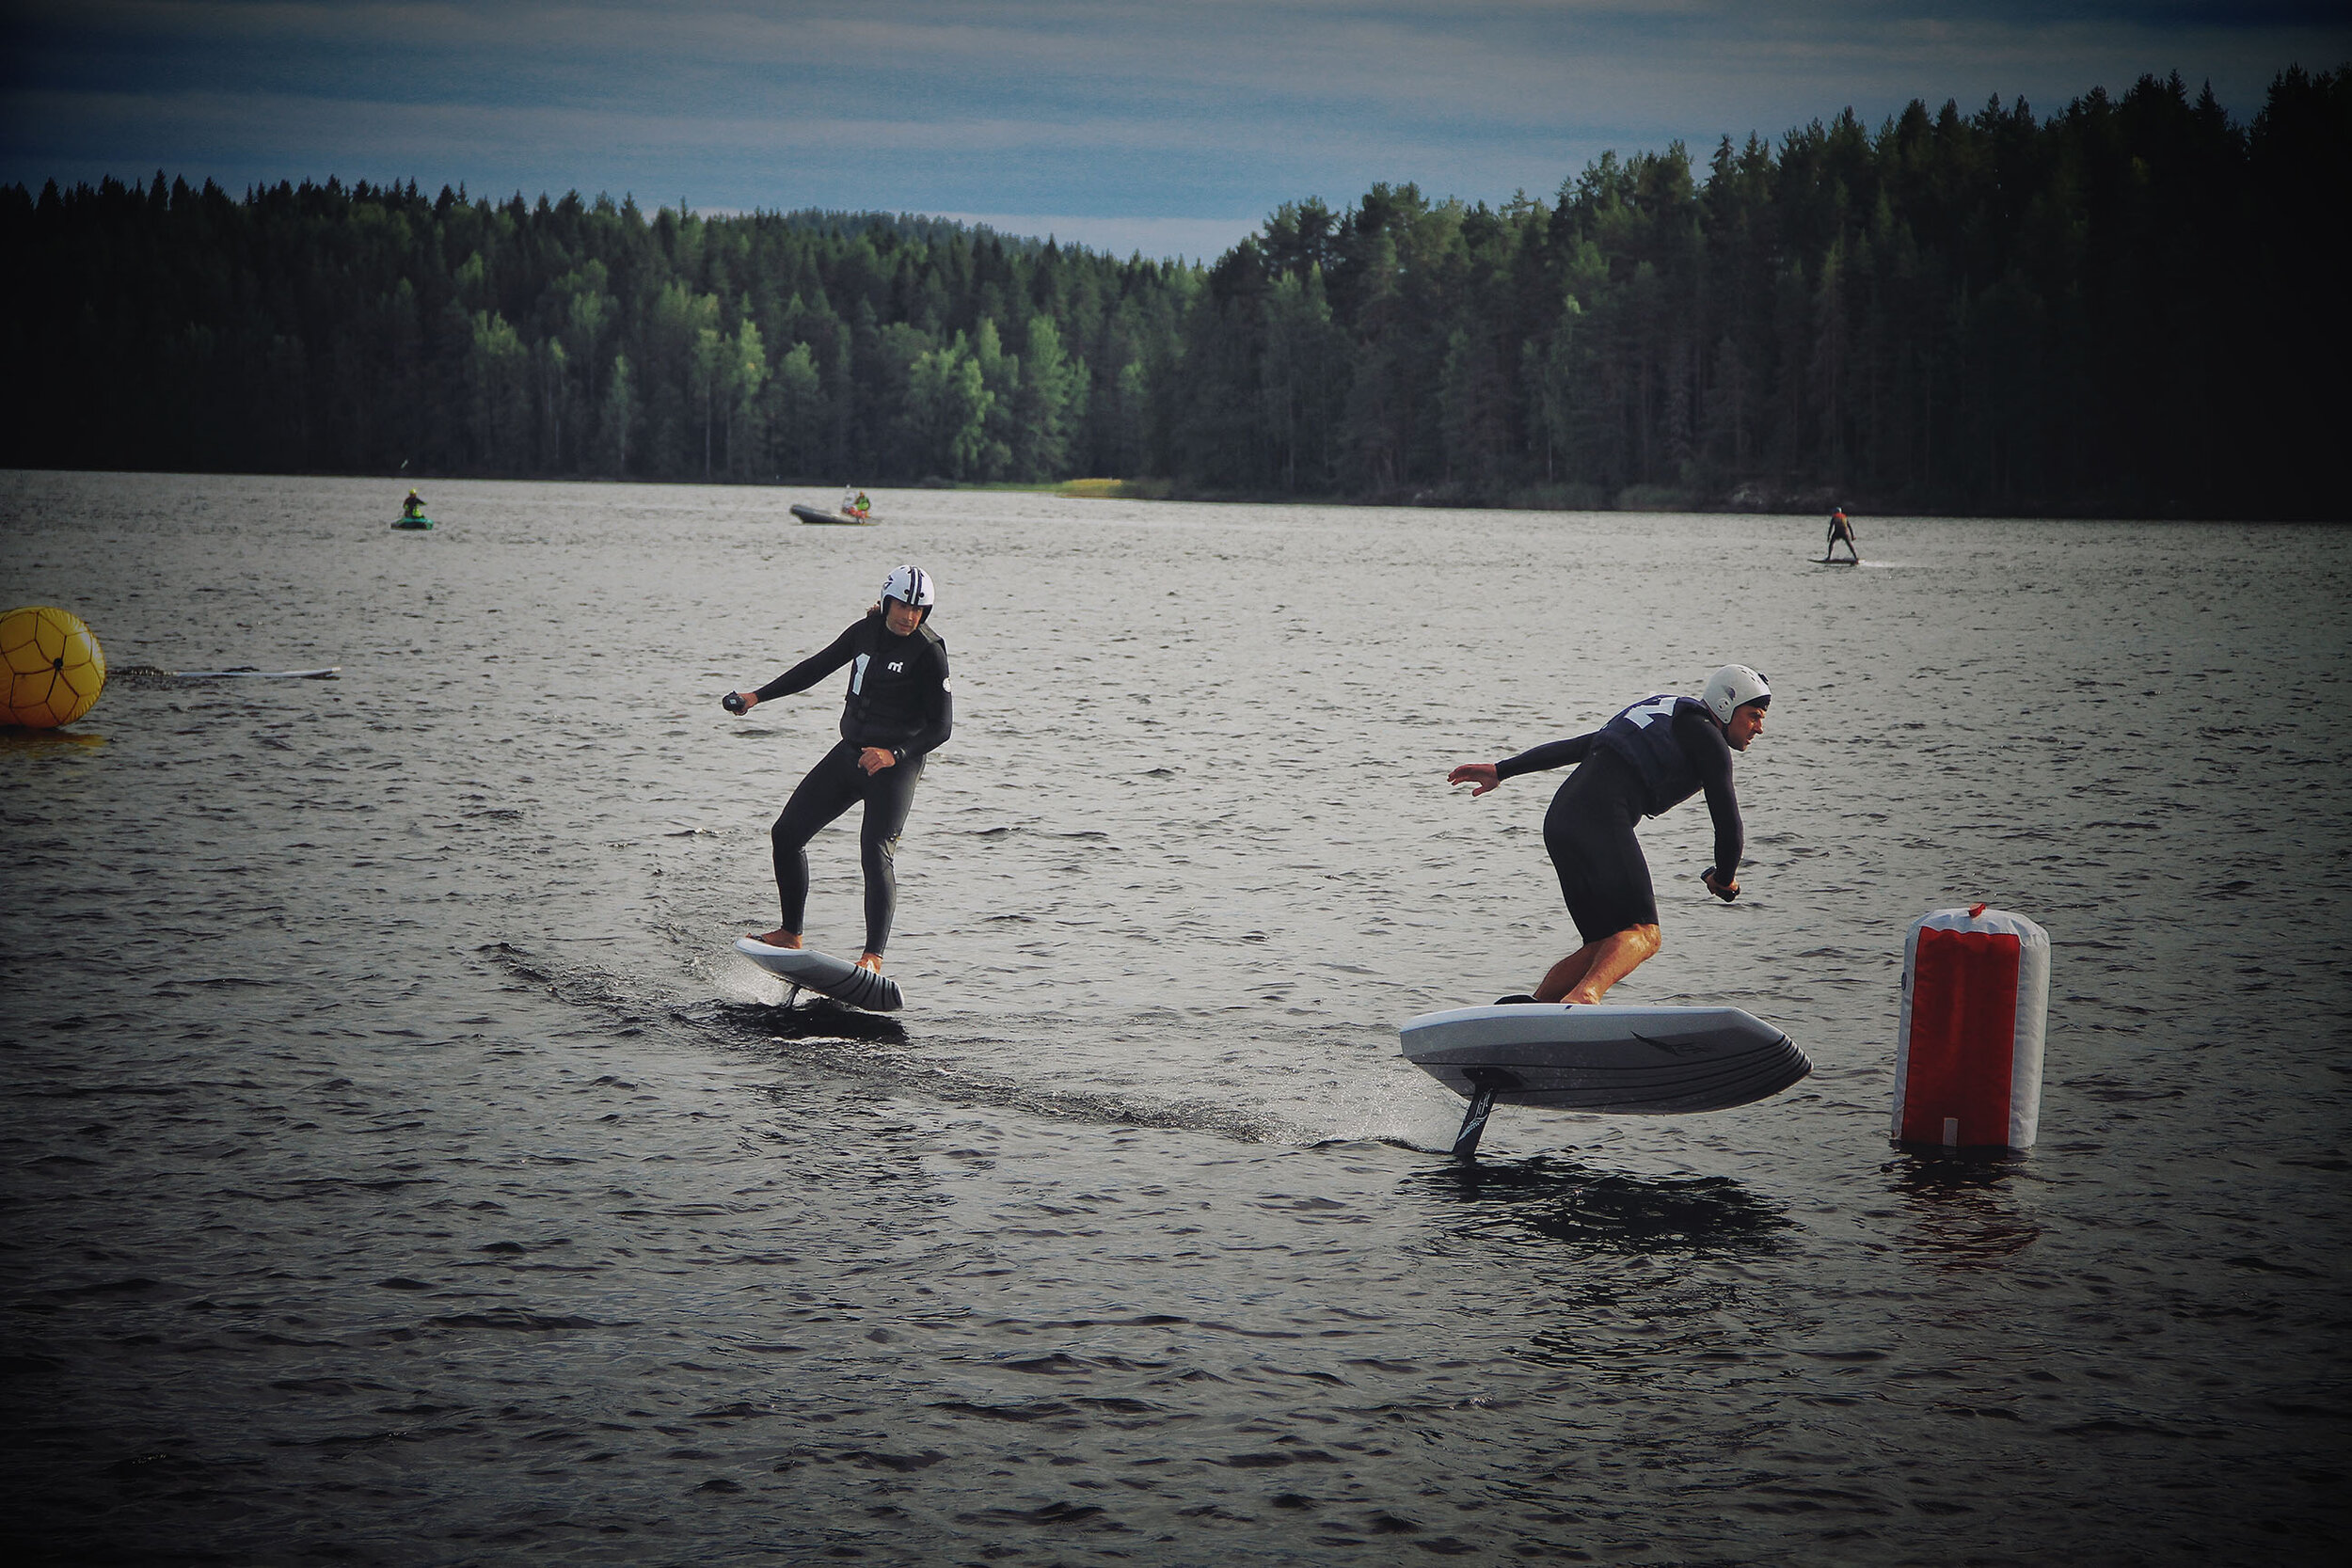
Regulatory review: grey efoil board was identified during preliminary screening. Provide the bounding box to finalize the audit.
[735,937,905,1012]
[1401,1002,1809,1115]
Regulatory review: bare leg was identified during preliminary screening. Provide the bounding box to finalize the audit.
[751,928,803,948]
[1534,925,1661,1004]
[1533,944,1602,1003]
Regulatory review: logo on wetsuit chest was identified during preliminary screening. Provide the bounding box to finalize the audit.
[1602,694,1706,816]
[850,652,914,698]
[1622,695,1678,728]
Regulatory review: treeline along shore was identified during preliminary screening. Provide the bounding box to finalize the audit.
[5,66,2345,517]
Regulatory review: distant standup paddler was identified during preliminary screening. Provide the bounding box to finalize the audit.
[1447,666,1772,1005]
[1826,507,1859,562]
[723,565,951,977]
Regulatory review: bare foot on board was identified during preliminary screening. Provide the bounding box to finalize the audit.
[750,929,803,949]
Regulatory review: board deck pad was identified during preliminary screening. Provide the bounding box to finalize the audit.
[1401,1002,1809,1115]
[735,936,904,1011]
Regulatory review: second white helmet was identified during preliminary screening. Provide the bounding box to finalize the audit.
[881,564,935,609]
[1702,664,1772,723]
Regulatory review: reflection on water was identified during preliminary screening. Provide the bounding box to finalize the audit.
[1885,1149,2044,1267]
[0,725,106,751]
[4,472,2347,1563]
[716,995,914,1045]
[1406,1153,1797,1253]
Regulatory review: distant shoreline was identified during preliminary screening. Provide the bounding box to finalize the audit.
[7,466,2333,523]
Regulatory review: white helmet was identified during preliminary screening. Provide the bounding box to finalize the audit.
[880,564,935,610]
[1702,664,1771,723]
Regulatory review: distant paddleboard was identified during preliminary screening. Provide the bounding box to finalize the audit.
[735,936,904,1011]
[171,667,342,680]
[1401,1001,1810,1159]
[1816,556,1859,566]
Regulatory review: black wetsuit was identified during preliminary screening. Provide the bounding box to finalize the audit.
[755,610,952,954]
[1495,695,1743,943]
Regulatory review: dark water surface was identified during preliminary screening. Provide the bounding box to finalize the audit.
[3,472,2346,1564]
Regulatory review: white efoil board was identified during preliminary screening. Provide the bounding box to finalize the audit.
[1401,1002,1809,1114]
[735,937,904,1012]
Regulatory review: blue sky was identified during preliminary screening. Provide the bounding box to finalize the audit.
[4,1,2345,259]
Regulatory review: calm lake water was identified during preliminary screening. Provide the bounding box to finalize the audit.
[3,471,2346,1565]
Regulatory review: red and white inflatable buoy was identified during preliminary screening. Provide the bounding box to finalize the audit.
[1892,904,2050,1150]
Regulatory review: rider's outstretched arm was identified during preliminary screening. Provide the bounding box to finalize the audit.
[1495,731,1598,782]
[755,622,863,704]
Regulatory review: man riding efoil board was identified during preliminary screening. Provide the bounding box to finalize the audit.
[724,565,951,981]
[1447,665,1772,1005]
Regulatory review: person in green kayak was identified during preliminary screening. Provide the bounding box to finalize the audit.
[402,488,427,520]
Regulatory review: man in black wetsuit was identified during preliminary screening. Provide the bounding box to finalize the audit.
[723,564,952,975]
[1826,508,1859,562]
[1446,665,1771,1004]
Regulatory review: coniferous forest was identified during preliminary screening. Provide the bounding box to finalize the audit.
[4,66,2345,516]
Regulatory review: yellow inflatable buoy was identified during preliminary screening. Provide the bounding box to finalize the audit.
[2,606,107,728]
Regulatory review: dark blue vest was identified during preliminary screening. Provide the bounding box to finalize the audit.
[1595,694,1711,816]
[839,617,946,749]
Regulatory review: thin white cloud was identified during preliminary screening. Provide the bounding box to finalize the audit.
[7,0,2343,246]
[9,85,1396,162]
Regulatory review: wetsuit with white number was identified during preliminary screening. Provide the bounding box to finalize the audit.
[1494,695,1743,943]
[755,610,952,955]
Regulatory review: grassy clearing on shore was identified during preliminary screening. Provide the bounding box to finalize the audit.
[1055,478,1175,500]
[909,479,1170,497]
